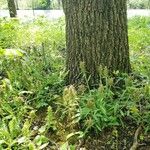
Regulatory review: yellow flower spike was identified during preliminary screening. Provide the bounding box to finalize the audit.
[130,106,139,114]
[86,99,95,109]
[108,78,114,86]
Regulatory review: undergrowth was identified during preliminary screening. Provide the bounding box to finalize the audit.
[0,16,150,149]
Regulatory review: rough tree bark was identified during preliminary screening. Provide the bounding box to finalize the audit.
[7,0,17,17]
[62,0,131,87]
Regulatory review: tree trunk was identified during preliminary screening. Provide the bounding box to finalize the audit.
[7,0,17,17]
[57,0,61,9]
[15,0,19,10]
[62,0,131,87]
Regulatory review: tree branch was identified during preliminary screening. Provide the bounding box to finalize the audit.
[130,125,142,150]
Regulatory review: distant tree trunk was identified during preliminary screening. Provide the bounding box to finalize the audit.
[15,0,19,10]
[148,0,150,9]
[57,0,61,9]
[7,0,17,17]
[62,0,131,87]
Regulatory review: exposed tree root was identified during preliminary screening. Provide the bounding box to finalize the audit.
[130,126,142,150]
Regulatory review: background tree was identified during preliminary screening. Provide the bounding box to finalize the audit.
[7,0,17,17]
[62,0,131,87]
[37,0,51,9]
[57,0,61,9]
[15,0,19,10]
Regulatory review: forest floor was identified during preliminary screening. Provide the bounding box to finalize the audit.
[0,16,150,150]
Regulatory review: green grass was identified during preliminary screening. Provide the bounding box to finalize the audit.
[0,16,150,149]
[129,16,150,77]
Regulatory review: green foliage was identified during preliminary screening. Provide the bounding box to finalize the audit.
[127,0,150,9]
[0,18,19,48]
[37,0,51,9]
[79,88,118,133]
[129,16,150,77]
[79,75,150,134]
[0,0,7,9]
[39,106,57,134]
[0,0,61,10]
[0,17,65,108]
[0,17,65,149]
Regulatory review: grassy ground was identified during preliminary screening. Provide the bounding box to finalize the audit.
[0,16,150,150]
